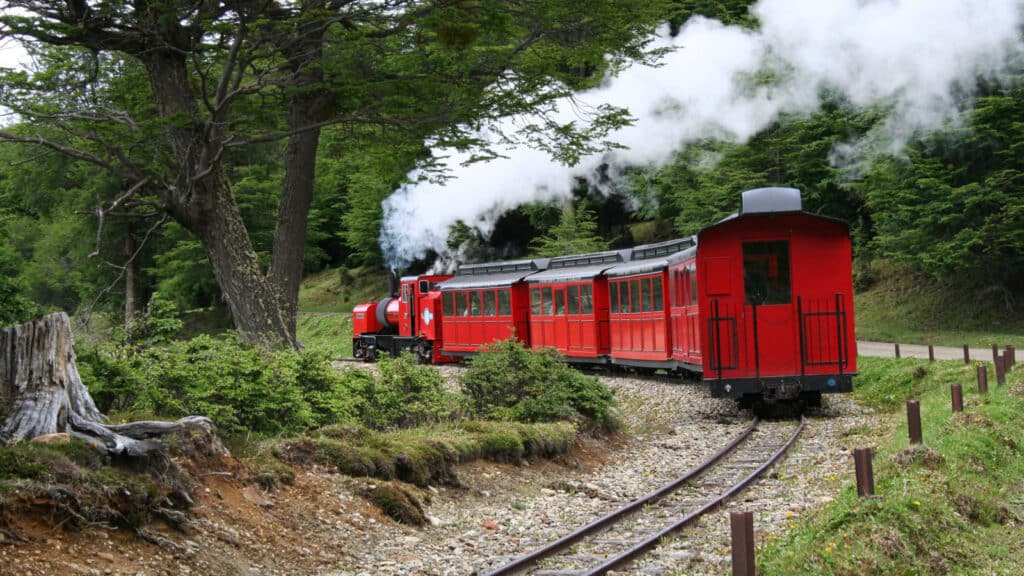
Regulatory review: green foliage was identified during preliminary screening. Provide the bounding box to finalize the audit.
[460,338,620,431]
[529,199,609,257]
[340,353,466,430]
[0,220,39,326]
[134,291,185,344]
[78,335,357,437]
[859,87,1024,293]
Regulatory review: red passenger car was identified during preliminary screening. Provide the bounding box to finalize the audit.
[436,259,545,357]
[697,187,856,404]
[524,250,624,361]
[606,238,695,367]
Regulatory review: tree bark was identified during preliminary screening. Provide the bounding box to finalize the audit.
[270,20,331,339]
[140,46,297,349]
[125,224,138,329]
[1,313,221,456]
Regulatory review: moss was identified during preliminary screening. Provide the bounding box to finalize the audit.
[0,440,194,535]
[316,438,377,477]
[479,432,524,463]
[364,483,426,526]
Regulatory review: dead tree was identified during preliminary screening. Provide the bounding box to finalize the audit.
[1,312,220,456]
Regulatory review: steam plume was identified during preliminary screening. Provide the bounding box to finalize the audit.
[381,0,1024,269]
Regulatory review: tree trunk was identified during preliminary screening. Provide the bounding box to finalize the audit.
[125,224,138,329]
[270,86,328,340]
[1,313,221,456]
[141,47,297,349]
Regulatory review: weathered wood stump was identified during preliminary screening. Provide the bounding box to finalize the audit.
[1,312,222,456]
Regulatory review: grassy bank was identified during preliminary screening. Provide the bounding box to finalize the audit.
[760,357,1024,574]
[855,271,1024,347]
[297,312,352,358]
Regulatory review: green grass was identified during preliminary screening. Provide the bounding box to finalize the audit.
[298,266,388,313]
[759,357,1024,575]
[296,312,352,358]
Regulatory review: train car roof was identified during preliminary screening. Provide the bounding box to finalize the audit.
[438,258,550,289]
[605,237,696,278]
[699,187,848,237]
[526,249,630,283]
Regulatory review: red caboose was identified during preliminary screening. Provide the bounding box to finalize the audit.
[697,187,856,404]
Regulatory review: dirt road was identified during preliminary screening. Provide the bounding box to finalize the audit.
[857,340,1000,362]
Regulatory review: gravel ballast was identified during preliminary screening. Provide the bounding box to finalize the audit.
[321,369,879,576]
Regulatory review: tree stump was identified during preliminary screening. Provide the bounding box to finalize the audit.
[1,312,222,456]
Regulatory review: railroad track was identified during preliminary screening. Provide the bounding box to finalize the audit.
[480,416,806,576]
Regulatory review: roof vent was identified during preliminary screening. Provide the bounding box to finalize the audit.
[740,187,802,215]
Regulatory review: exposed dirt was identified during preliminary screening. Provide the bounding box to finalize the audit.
[0,436,613,576]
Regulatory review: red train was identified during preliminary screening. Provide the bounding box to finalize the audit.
[353,187,856,405]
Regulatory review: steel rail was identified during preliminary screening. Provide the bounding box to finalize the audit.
[584,416,806,575]
[483,417,761,576]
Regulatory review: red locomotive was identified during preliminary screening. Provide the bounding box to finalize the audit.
[353,187,856,405]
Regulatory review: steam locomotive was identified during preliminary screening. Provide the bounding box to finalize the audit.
[353,187,856,406]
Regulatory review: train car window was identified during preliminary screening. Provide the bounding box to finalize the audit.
[542,287,553,315]
[554,289,565,315]
[531,288,541,315]
[653,277,664,312]
[469,291,482,316]
[581,285,593,314]
[619,281,630,313]
[610,282,619,313]
[630,279,641,313]
[689,267,698,305]
[443,292,454,316]
[641,278,652,312]
[418,280,429,294]
[483,291,496,316]
[498,289,511,316]
[456,292,468,316]
[567,285,579,315]
[743,240,791,305]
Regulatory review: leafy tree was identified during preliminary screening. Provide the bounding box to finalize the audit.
[861,85,1024,301]
[529,198,609,257]
[0,219,38,325]
[1,0,669,348]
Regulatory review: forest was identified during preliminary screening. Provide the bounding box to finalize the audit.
[1,0,1022,341]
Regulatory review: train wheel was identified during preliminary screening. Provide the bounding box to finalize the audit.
[418,342,433,364]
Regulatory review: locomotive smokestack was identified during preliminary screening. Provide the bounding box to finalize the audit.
[387,268,400,298]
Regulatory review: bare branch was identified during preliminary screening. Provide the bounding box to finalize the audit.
[75,214,168,331]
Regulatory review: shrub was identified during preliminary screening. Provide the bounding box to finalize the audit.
[78,335,359,438]
[341,353,466,430]
[460,339,620,431]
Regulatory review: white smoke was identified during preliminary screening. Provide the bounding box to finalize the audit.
[381,0,1024,269]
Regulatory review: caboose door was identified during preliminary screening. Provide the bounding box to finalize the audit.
[742,240,798,375]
